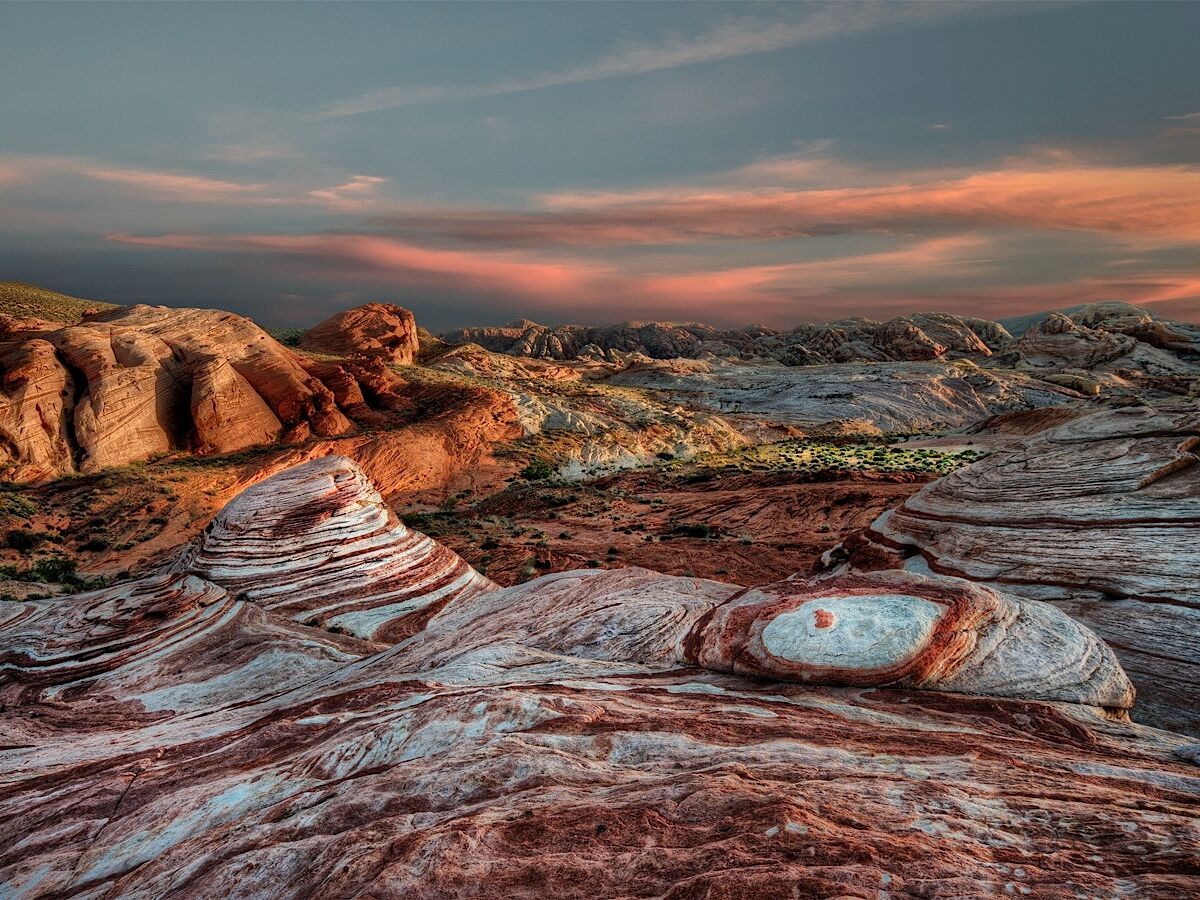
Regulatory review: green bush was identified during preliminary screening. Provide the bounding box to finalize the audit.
[521,458,554,481]
[29,556,78,584]
[5,530,40,551]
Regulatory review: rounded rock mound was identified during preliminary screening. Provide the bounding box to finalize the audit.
[300,302,419,364]
[173,455,496,642]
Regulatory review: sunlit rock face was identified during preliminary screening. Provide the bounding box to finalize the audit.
[1,457,1193,898]
[843,402,1200,735]
[173,455,496,643]
[300,302,419,364]
[0,306,421,482]
[689,571,1135,709]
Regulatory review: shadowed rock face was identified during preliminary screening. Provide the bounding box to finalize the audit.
[4,457,1194,898]
[842,402,1200,735]
[0,306,413,482]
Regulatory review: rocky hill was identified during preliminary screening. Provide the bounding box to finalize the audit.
[0,304,414,482]
[443,304,1200,374]
[0,281,117,324]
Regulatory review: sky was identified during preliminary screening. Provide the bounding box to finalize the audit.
[1,1,1198,331]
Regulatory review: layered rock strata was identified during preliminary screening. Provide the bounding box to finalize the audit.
[173,456,497,643]
[0,305,414,481]
[841,403,1200,735]
[2,458,1195,898]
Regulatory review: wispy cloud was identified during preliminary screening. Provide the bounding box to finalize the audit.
[1164,111,1200,121]
[364,157,1200,248]
[109,227,1197,325]
[309,3,1001,120]
[0,155,391,210]
[76,164,267,201]
[308,175,388,211]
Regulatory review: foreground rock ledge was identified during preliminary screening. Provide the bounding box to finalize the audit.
[1,458,1197,899]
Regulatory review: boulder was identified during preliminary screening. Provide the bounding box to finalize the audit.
[300,302,419,364]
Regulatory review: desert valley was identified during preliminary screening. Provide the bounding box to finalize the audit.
[3,1,1200,895]
[0,282,1198,896]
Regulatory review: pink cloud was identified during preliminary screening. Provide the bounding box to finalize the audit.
[532,160,1200,245]
[110,232,612,303]
[109,228,1198,326]
[76,164,268,201]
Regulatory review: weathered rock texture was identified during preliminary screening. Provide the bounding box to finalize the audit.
[691,572,1133,709]
[842,402,1200,736]
[300,302,420,364]
[0,305,416,482]
[607,358,1078,433]
[4,458,1196,898]
[174,456,496,643]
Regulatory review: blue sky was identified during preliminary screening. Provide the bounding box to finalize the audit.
[1,1,1198,329]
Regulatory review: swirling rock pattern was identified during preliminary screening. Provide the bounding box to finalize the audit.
[844,403,1200,735]
[689,571,1134,709]
[173,455,497,643]
[0,460,1195,897]
[0,566,1196,897]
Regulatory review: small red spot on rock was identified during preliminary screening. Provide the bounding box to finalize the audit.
[813,609,835,629]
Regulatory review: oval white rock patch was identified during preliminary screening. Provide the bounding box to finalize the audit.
[761,594,944,670]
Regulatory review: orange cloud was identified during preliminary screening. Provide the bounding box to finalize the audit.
[111,232,612,303]
[109,227,1198,326]
[76,165,267,201]
[533,160,1200,245]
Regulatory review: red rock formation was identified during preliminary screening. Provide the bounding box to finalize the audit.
[300,302,419,364]
[842,403,1200,735]
[0,458,1194,898]
[0,338,75,482]
[174,456,496,643]
[0,305,430,482]
[189,356,282,454]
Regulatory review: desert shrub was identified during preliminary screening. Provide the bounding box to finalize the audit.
[29,556,78,584]
[5,529,40,551]
[80,537,111,552]
[521,458,554,481]
[673,523,716,539]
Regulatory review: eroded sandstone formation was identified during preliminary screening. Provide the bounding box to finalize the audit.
[607,358,1078,432]
[173,456,496,643]
[840,402,1200,736]
[300,302,419,364]
[0,305,415,482]
[441,305,1199,374]
[0,457,1195,898]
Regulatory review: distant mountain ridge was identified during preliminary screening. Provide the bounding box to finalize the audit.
[442,302,1200,370]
